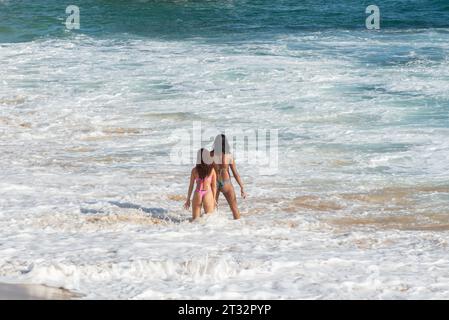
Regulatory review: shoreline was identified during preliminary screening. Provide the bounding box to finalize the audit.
[0,283,80,300]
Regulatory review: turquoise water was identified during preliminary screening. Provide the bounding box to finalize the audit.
[1,0,449,42]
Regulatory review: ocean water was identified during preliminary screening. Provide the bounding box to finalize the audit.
[1,0,449,299]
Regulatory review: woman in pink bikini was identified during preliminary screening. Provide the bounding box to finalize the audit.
[184,148,217,220]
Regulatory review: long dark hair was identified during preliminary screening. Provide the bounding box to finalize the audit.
[213,134,231,155]
[213,134,231,166]
[196,148,213,179]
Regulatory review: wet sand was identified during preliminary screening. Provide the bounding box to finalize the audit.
[0,283,79,300]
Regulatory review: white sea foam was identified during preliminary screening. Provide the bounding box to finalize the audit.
[1,32,449,298]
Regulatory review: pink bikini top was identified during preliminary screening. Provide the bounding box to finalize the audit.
[195,175,212,192]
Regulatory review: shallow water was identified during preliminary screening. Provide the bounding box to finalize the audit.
[1,1,449,299]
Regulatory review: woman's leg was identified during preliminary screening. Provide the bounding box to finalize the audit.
[215,188,220,207]
[202,191,215,214]
[191,192,202,220]
[221,184,241,219]
[215,188,220,202]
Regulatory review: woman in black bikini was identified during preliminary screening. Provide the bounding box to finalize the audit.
[210,134,247,220]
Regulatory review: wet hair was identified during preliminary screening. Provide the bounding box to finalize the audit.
[213,134,231,155]
[196,148,213,179]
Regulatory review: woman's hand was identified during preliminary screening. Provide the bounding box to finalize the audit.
[241,188,247,199]
[183,199,191,210]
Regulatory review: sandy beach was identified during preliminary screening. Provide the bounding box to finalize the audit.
[0,283,78,300]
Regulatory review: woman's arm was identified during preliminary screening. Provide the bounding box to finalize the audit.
[211,168,217,207]
[184,169,195,209]
[230,157,247,199]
